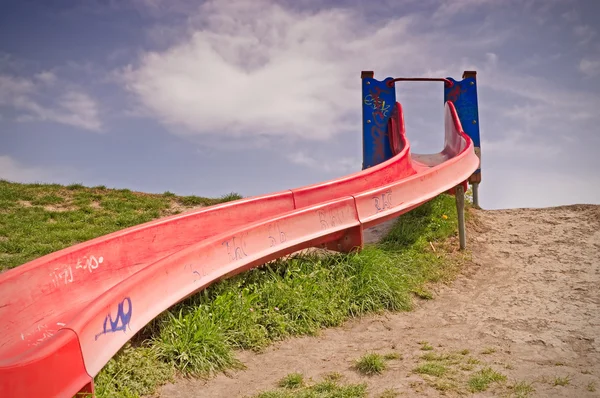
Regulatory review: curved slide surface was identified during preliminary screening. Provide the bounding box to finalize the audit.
[0,101,479,397]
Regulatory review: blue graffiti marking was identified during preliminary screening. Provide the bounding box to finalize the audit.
[222,234,248,261]
[268,222,287,247]
[372,190,392,213]
[95,297,132,341]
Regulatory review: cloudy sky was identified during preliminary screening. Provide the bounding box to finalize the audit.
[1,0,599,210]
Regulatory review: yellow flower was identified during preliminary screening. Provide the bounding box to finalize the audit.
[442,214,448,220]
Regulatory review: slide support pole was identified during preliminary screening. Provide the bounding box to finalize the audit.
[455,184,466,250]
[472,182,480,208]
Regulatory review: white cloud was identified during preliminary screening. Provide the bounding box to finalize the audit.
[574,24,596,45]
[579,57,600,77]
[287,151,357,173]
[122,1,482,141]
[34,71,57,85]
[0,73,102,131]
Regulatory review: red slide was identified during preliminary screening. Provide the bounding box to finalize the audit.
[0,101,479,397]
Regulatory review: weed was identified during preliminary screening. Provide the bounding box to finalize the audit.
[466,357,481,365]
[419,341,434,351]
[413,362,448,377]
[278,373,304,389]
[323,372,343,382]
[553,376,570,386]
[255,378,368,397]
[459,349,470,355]
[480,347,496,355]
[66,183,85,190]
[94,343,173,398]
[354,353,386,375]
[468,367,506,392]
[383,352,402,360]
[587,382,596,392]
[509,380,535,397]
[151,308,243,375]
[379,388,399,397]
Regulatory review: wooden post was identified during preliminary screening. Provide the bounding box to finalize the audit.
[456,184,466,250]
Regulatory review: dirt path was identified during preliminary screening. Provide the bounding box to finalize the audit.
[158,205,600,397]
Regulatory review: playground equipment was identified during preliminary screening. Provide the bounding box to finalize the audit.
[0,71,481,397]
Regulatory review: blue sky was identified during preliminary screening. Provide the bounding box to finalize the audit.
[1,0,599,210]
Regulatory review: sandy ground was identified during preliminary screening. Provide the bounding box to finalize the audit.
[158,205,600,397]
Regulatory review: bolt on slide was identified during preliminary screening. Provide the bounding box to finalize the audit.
[0,71,481,397]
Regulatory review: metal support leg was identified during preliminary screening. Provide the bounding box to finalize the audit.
[472,182,480,208]
[456,184,466,250]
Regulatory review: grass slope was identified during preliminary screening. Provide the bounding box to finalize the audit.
[0,180,240,272]
[1,180,468,397]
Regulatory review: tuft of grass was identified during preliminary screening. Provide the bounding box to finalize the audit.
[552,376,570,386]
[587,382,596,392]
[354,353,386,375]
[66,183,85,190]
[419,341,434,351]
[93,343,174,398]
[414,362,448,377]
[379,388,399,398]
[468,367,506,392]
[322,372,343,382]
[480,347,496,355]
[150,308,243,375]
[255,379,367,398]
[383,352,402,360]
[510,380,535,397]
[278,373,305,389]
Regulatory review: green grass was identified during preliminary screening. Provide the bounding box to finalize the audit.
[378,389,399,398]
[2,180,467,397]
[0,180,241,271]
[93,343,174,398]
[354,353,387,375]
[418,341,434,351]
[509,380,535,397]
[255,378,367,398]
[413,362,449,377]
[278,373,305,389]
[588,382,596,392]
[383,352,402,360]
[468,367,506,392]
[552,375,570,386]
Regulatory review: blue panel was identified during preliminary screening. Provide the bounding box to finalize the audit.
[444,77,481,174]
[361,77,396,169]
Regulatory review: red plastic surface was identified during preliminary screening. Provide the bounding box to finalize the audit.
[0,101,479,397]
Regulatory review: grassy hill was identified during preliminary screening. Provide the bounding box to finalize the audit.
[0,180,241,272]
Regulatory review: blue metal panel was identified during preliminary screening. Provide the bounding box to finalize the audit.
[444,77,481,174]
[361,77,396,169]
